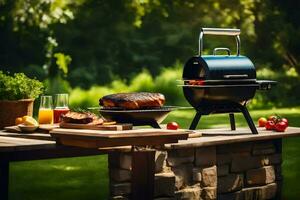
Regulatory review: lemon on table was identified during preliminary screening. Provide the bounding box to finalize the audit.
[22,116,39,126]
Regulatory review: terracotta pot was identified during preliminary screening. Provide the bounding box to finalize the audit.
[0,99,34,129]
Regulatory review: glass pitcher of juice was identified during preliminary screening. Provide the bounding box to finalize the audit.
[38,95,54,124]
[54,93,70,123]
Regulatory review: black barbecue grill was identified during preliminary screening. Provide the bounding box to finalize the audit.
[179,28,276,134]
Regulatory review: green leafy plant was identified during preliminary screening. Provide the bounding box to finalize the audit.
[0,71,44,100]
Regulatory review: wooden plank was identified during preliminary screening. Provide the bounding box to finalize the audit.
[131,149,155,200]
[0,136,55,152]
[51,128,192,138]
[57,134,186,148]
[0,131,53,141]
[164,127,300,149]
[59,122,132,131]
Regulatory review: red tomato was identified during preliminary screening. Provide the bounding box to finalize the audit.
[265,120,275,130]
[167,122,179,130]
[275,121,288,132]
[258,117,267,127]
[268,115,279,123]
[280,118,288,126]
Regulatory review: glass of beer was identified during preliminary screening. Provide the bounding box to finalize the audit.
[54,93,70,123]
[38,95,54,124]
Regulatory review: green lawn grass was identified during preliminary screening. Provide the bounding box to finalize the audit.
[9,107,300,199]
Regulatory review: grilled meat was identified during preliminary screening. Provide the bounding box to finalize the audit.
[99,92,165,109]
[61,111,103,124]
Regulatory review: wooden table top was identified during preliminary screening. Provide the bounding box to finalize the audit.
[0,135,55,152]
[164,127,300,149]
[1,127,300,152]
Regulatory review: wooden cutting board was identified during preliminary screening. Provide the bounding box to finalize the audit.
[59,122,132,131]
[50,128,190,148]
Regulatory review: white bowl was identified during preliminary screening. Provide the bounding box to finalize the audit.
[18,124,38,132]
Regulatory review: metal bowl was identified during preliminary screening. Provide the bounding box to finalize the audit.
[98,106,191,128]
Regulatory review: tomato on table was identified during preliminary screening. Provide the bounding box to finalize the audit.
[268,115,279,123]
[275,121,288,132]
[280,118,288,126]
[265,120,275,130]
[258,117,267,127]
[167,122,180,130]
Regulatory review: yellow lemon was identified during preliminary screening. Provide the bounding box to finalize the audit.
[22,116,39,126]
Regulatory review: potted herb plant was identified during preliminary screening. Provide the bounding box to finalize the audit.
[0,71,44,128]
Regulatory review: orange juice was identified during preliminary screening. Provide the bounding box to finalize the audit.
[38,108,54,124]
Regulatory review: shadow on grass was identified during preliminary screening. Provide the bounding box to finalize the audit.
[10,155,108,200]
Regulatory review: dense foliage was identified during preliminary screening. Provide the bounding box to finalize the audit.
[0,71,44,100]
[0,0,299,107]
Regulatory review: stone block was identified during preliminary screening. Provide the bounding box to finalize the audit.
[243,187,258,200]
[217,142,252,154]
[172,164,193,190]
[195,146,216,167]
[108,152,133,170]
[193,168,202,182]
[260,156,270,166]
[243,183,277,200]
[202,166,217,187]
[269,154,282,165]
[261,183,277,199]
[167,157,194,167]
[201,187,216,200]
[119,153,132,170]
[218,174,244,193]
[169,148,195,157]
[155,151,168,173]
[216,154,231,165]
[167,148,194,167]
[231,155,262,172]
[246,166,275,186]
[110,196,129,200]
[175,185,202,200]
[110,169,131,182]
[108,152,121,168]
[154,172,176,197]
[275,165,282,181]
[253,148,276,156]
[218,191,243,200]
[110,182,131,196]
[217,165,229,177]
[260,154,282,166]
[252,141,276,155]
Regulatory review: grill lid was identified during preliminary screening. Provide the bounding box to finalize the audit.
[183,55,256,80]
[183,27,256,81]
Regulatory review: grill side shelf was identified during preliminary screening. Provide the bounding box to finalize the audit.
[256,80,277,90]
[178,84,260,88]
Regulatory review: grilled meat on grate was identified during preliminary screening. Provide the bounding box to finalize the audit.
[99,92,165,110]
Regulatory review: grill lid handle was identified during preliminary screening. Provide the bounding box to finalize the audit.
[213,48,231,56]
[199,28,241,56]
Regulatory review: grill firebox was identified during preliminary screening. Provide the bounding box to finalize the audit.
[180,28,276,134]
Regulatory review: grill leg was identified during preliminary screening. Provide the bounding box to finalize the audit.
[229,113,236,131]
[189,112,202,130]
[149,121,161,129]
[240,106,258,134]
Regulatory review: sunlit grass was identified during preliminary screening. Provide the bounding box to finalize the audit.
[10,107,300,199]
